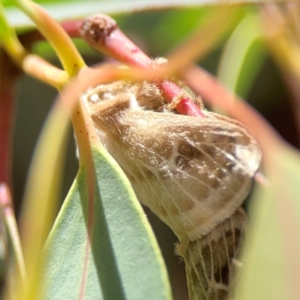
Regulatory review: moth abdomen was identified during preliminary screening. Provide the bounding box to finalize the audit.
[176,208,246,300]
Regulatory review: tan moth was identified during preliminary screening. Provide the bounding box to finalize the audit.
[82,79,261,300]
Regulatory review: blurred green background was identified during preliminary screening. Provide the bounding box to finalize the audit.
[6,3,299,299]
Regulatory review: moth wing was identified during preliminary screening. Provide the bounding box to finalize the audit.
[92,108,261,240]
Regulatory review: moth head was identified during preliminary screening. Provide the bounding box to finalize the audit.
[83,80,167,118]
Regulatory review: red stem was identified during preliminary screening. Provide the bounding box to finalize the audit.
[159,80,204,117]
[18,16,205,117]
[79,15,204,117]
[183,66,283,161]
[0,50,21,190]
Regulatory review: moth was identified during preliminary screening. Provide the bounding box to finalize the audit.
[83,79,262,300]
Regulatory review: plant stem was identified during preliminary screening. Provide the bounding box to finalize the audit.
[80,14,204,117]
[0,3,26,64]
[159,80,204,117]
[0,51,20,188]
[0,184,26,282]
[0,3,70,89]
[80,14,151,68]
[183,65,283,162]
[22,54,69,89]
[1,2,91,299]
[14,0,85,76]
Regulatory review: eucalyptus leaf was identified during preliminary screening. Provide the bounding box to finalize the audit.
[44,145,172,300]
[236,145,300,299]
[217,13,266,98]
[4,0,267,30]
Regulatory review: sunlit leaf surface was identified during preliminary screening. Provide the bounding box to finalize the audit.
[44,145,171,300]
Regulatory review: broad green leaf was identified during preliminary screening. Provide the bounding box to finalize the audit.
[44,144,172,300]
[236,144,300,299]
[4,1,266,30]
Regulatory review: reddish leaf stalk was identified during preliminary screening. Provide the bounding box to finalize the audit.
[79,14,204,117]
[79,14,151,68]
[0,51,21,189]
[159,80,204,117]
[184,66,284,162]
[19,17,204,117]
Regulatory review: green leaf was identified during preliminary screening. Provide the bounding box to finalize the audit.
[236,144,300,299]
[217,13,266,98]
[44,145,172,300]
[4,0,263,30]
